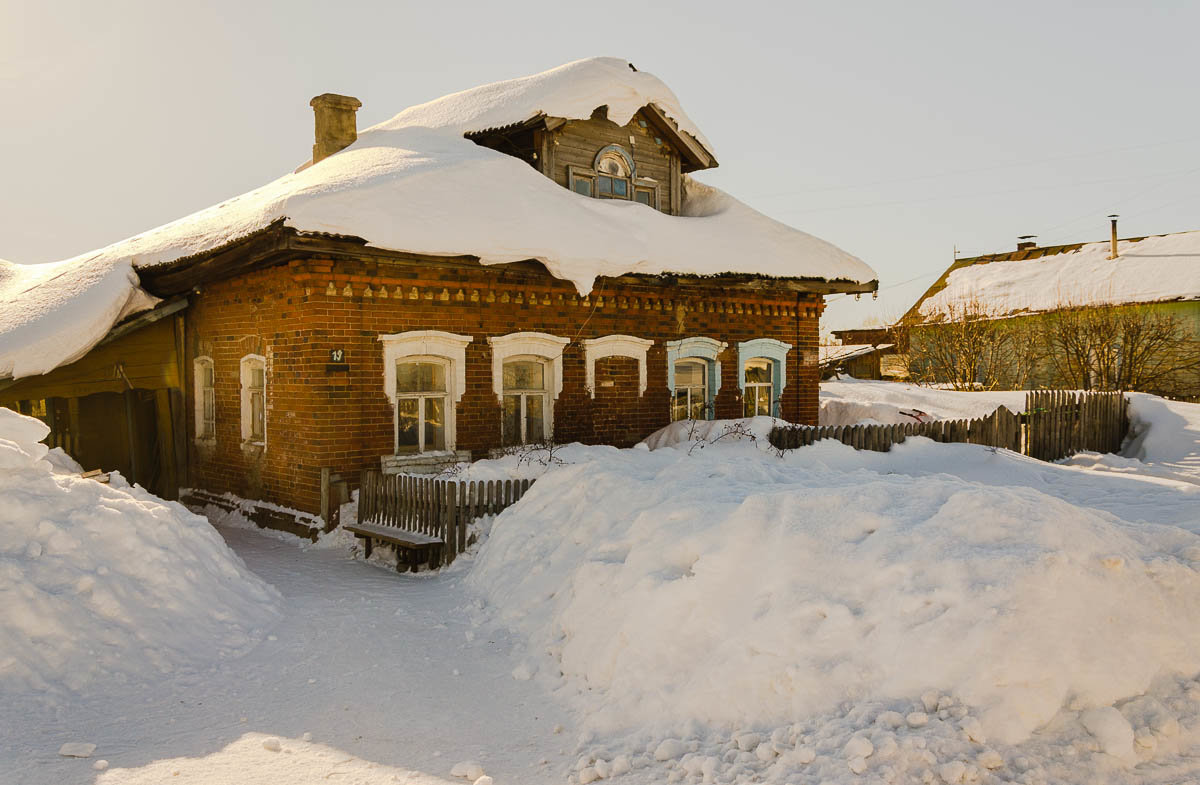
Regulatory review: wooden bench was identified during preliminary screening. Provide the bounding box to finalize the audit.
[344,522,444,572]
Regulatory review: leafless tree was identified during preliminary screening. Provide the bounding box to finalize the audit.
[904,299,1039,391]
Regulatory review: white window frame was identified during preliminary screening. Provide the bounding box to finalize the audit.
[665,336,728,420]
[379,331,473,454]
[671,358,709,422]
[742,357,775,417]
[736,338,793,418]
[239,354,266,446]
[501,355,552,446]
[393,356,452,454]
[194,356,215,444]
[489,332,569,443]
[581,335,653,398]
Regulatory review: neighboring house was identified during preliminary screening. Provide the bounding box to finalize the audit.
[0,58,877,529]
[901,226,1200,395]
[821,327,906,380]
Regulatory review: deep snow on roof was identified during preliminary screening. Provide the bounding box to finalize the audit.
[0,57,876,380]
[917,230,1200,320]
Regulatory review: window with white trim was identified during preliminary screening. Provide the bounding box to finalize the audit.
[566,144,661,210]
[581,335,653,398]
[239,354,266,445]
[194,356,215,441]
[502,358,549,446]
[743,358,775,417]
[488,332,569,446]
[379,331,472,455]
[672,359,709,421]
[395,359,449,454]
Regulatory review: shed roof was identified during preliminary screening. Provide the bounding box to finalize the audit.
[905,229,1200,324]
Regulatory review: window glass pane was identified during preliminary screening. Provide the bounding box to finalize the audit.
[424,396,445,452]
[250,366,264,389]
[250,391,265,439]
[397,362,445,393]
[573,177,593,197]
[612,178,628,197]
[503,360,544,391]
[396,398,419,452]
[757,385,772,415]
[597,176,612,195]
[745,359,771,384]
[502,395,521,446]
[203,365,214,386]
[525,395,544,443]
[672,388,690,422]
[675,361,705,388]
[635,189,652,206]
[690,394,707,421]
[202,390,215,424]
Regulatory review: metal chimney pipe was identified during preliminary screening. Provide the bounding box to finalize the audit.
[1108,214,1119,259]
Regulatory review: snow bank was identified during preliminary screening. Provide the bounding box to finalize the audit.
[0,409,280,694]
[467,437,1200,750]
[1,57,875,379]
[919,230,1200,319]
[820,377,1026,425]
[0,256,156,379]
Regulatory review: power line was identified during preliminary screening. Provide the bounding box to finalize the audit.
[744,133,1200,202]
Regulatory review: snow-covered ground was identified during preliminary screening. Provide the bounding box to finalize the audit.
[4,384,1200,785]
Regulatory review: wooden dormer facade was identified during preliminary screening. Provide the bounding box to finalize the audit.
[466,105,716,216]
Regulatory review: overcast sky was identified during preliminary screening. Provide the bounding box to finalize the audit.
[3,0,1197,332]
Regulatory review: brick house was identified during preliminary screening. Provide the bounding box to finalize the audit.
[0,58,876,531]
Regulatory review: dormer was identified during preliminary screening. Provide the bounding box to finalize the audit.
[466,104,717,216]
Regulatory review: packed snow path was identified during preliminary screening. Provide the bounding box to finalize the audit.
[4,527,573,785]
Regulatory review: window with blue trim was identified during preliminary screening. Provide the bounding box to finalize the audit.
[736,339,792,418]
[666,337,727,421]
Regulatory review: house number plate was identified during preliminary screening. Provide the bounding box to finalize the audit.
[330,348,345,362]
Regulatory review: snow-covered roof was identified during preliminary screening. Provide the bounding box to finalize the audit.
[916,230,1200,321]
[0,57,876,381]
[818,343,892,367]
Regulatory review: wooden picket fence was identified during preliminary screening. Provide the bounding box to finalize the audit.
[770,389,1129,463]
[357,471,534,568]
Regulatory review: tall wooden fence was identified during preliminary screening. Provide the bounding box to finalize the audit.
[770,390,1129,463]
[357,470,534,567]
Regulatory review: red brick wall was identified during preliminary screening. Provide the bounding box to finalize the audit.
[185,256,823,514]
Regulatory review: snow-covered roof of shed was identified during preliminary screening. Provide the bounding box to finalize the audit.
[0,57,876,380]
[917,230,1200,321]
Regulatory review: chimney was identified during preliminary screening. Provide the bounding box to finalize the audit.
[1108,214,1119,259]
[309,93,362,164]
[1016,235,1037,251]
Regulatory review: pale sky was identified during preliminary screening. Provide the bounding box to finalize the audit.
[3,0,1197,332]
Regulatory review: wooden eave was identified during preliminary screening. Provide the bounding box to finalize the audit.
[134,223,875,299]
[639,104,716,172]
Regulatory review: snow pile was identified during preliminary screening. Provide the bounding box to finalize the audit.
[467,434,1200,773]
[820,377,1026,425]
[0,409,280,694]
[0,57,875,380]
[0,255,156,379]
[919,231,1200,320]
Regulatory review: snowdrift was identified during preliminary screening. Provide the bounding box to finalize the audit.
[0,409,280,694]
[820,378,1026,426]
[467,434,1200,753]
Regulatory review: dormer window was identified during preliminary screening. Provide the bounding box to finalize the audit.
[568,144,658,209]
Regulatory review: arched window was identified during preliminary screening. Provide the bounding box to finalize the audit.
[737,339,792,418]
[489,332,569,445]
[672,358,709,421]
[594,145,633,199]
[502,357,549,445]
[743,358,774,417]
[379,331,472,455]
[395,358,449,454]
[665,337,728,421]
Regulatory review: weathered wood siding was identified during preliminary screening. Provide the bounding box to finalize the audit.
[550,111,678,214]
